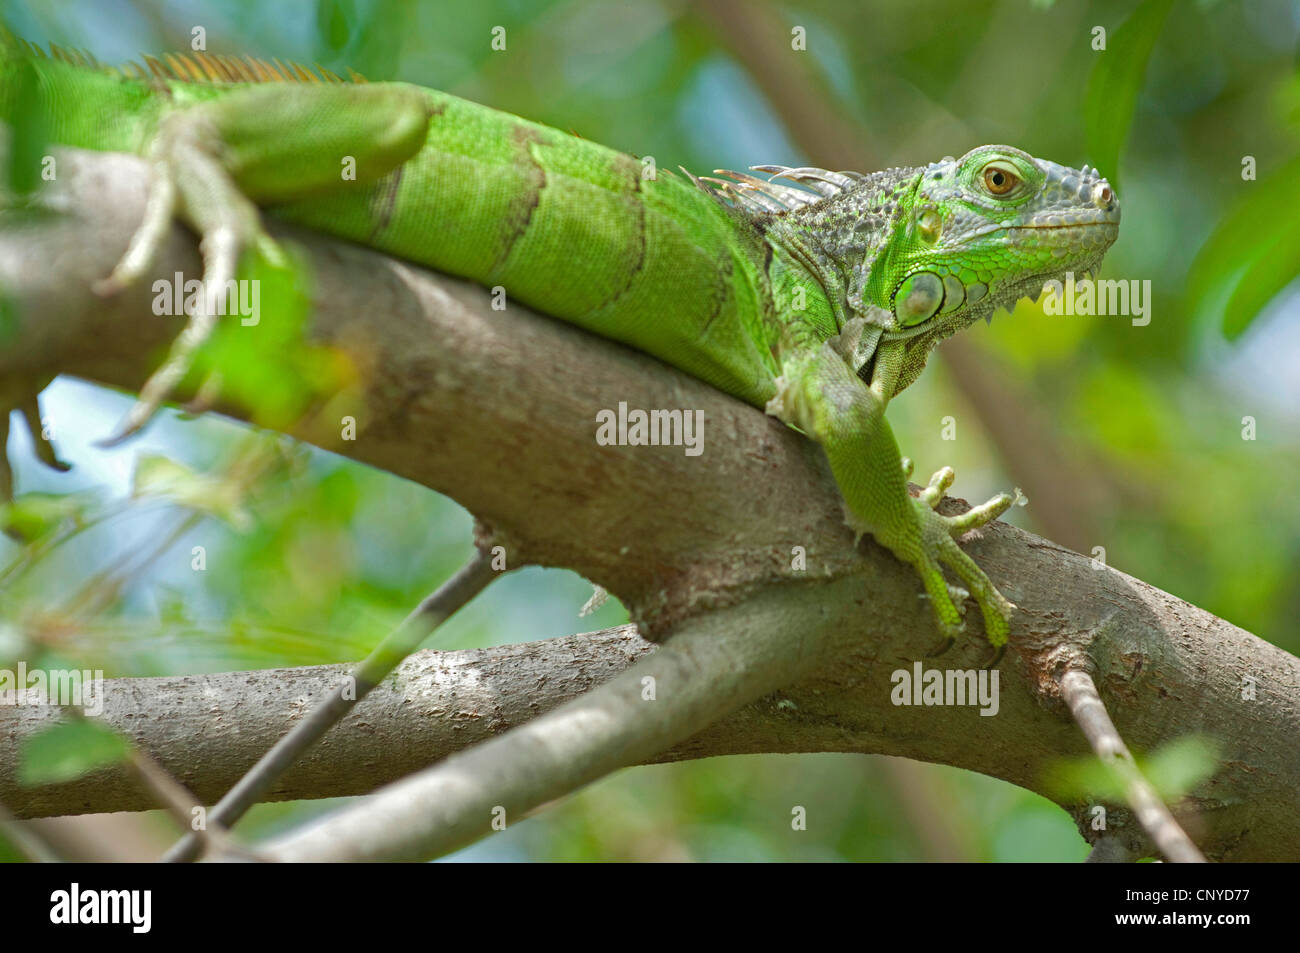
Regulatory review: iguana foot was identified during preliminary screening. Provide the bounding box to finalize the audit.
[94,118,282,447]
[900,469,1021,647]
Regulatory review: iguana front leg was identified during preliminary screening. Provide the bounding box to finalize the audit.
[771,338,1019,648]
[96,84,433,444]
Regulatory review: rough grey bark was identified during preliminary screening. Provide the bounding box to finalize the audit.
[0,150,1296,860]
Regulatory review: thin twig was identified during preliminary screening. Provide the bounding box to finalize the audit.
[1060,669,1206,863]
[164,548,500,862]
[258,580,853,863]
[0,799,62,862]
[55,704,260,859]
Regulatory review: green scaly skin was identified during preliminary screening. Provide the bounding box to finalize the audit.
[0,38,1120,648]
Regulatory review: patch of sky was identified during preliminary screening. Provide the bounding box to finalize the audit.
[1241,0,1300,55]
[678,55,806,173]
[784,5,857,105]
[1206,277,1300,426]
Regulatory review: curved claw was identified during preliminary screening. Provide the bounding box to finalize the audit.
[18,391,71,472]
[97,306,219,447]
[981,643,1006,671]
[925,634,956,658]
[177,371,223,420]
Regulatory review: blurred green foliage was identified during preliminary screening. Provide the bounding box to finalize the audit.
[1,0,1297,861]
[1043,734,1221,804]
[1084,0,1175,194]
[20,718,129,786]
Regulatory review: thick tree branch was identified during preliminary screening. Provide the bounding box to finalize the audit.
[0,150,1297,860]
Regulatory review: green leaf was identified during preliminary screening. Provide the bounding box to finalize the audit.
[1143,734,1220,797]
[316,0,357,54]
[1042,734,1219,803]
[1083,0,1175,190]
[132,455,252,530]
[0,492,94,541]
[193,244,352,432]
[19,719,130,785]
[1186,154,1300,339]
[1220,227,1300,339]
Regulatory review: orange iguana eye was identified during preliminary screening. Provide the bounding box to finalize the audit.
[982,165,1019,195]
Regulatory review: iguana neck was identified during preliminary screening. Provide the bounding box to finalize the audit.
[763,165,922,335]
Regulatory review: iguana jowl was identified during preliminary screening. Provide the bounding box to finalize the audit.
[1,40,1120,648]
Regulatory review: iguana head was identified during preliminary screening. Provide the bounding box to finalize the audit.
[873,145,1120,337]
[703,144,1120,345]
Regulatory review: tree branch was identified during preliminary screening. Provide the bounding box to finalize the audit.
[0,149,1296,860]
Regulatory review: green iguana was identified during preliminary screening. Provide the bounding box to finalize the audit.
[0,38,1120,650]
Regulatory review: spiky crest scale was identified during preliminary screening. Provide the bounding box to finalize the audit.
[696,164,873,216]
[9,34,365,86]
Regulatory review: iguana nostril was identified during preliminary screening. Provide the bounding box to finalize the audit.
[1094,182,1114,208]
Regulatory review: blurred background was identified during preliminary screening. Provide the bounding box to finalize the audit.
[1,0,1297,861]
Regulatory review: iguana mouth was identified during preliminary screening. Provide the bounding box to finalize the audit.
[970,216,1120,245]
[1000,218,1119,255]
[1012,221,1119,231]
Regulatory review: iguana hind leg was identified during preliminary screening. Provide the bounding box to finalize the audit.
[95,83,433,445]
[96,130,272,445]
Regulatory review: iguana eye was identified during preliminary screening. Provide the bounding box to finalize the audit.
[982,165,1020,195]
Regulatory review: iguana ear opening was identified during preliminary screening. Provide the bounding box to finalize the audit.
[894,271,944,326]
